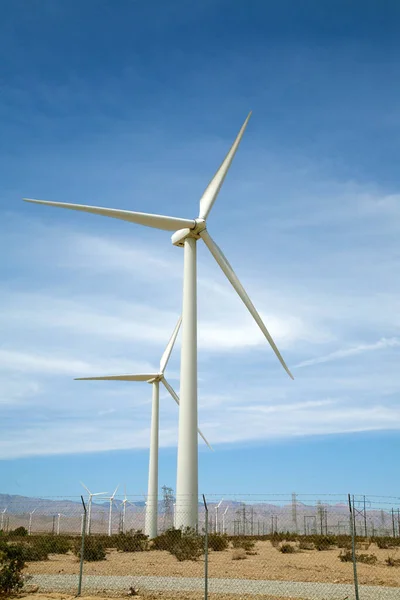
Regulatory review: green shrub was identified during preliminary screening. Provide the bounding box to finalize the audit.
[73,536,106,562]
[116,531,149,553]
[208,533,229,552]
[34,535,71,555]
[21,543,49,562]
[312,535,336,551]
[8,527,28,538]
[279,543,296,554]
[152,528,181,551]
[169,528,203,562]
[0,542,26,595]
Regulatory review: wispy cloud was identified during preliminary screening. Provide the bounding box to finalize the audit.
[294,338,400,369]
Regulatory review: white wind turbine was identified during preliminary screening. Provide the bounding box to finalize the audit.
[1,508,7,531]
[106,485,119,537]
[215,498,223,533]
[28,508,36,535]
[56,513,65,535]
[23,112,293,529]
[80,482,108,535]
[75,316,211,539]
[222,505,229,534]
[120,486,135,534]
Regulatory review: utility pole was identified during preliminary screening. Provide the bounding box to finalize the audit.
[292,492,298,533]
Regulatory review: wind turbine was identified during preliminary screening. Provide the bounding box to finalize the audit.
[80,482,108,535]
[215,498,223,533]
[121,486,135,534]
[106,485,119,536]
[23,112,293,529]
[56,513,65,535]
[222,506,229,534]
[0,508,6,531]
[75,316,212,539]
[28,508,36,535]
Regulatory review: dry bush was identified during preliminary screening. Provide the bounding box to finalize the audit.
[299,540,315,550]
[232,548,247,560]
[386,556,400,567]
[357,553,377,565]
[270,538,280,548]
[208,533,229,552]
[279,543,296,554]
[231,537,256,553]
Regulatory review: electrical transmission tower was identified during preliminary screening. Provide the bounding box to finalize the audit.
[161,485,175,531]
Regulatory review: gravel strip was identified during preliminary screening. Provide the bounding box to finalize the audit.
[28,573,400,599]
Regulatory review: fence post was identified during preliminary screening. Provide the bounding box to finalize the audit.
[348,494,360,600]
[202,495,208,600]
[77,496,87,597]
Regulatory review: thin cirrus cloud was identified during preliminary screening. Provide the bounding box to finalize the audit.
[294,338,400,369]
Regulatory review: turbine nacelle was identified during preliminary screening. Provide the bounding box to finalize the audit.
[171,219,206,247]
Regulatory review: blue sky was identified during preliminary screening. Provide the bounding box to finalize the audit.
[1,0,400,499]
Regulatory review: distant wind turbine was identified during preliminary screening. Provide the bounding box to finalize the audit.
[215,498,224,533]
[28,508,36,536]
[56,513,65,536]
[222,506,229,534]
[1,508,7,531]
[23,112,293,529]
[80,482,108,535]
[75,316,212,539]
[106,485,119,537]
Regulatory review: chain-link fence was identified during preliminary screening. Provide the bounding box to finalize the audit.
[1,493,400,599]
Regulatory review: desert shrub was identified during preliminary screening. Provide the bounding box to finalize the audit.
[21,543,49,561]
[152,528,181,551]
[169,528,203,562]
[73,536,106,562]
[33,535,71,555]
[232,548,247,560]
[270,538,280,548]
[356,541,371,550]
[337,536,352,550]
[8,527,28,538]
[357,553,377,565]
[0,542,26,595]
[0,541,25,597]
[208,533,229,552]
[116,531,149,553]
[279,543,296,554]
[386,556,400,567]
[299,540,315,550]
[339,550,353,562]
[231,537,255,553]
[312,535,336,551]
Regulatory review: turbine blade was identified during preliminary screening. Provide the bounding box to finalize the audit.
[75,373,158,382]
[161,378,213,451]
[23,199,195,232]
[200,230,294,380]
[159,316,182,373]
[112,485,120,498]
[80,482,91,494]
[198,112,252,221]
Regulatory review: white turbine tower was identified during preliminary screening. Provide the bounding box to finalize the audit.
[80,482,108,535]
[215,498,223,533]
[1,508,7,531]
[56,513,65,535]
[120,486,135,534]
[222,506,229,534]
[75,316,211,539]
[28,508,36,536]
[23,112,293,529]
[106,485,119,537]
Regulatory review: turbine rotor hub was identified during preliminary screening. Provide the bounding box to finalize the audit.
[171,219,206,247]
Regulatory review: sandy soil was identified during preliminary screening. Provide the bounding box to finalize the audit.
[24,541,400,587]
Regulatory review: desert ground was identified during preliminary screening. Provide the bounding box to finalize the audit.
[25,540,400,587]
